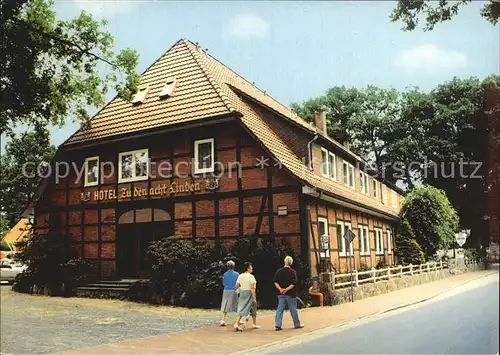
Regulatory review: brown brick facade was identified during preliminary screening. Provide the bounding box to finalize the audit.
[34,122,304,278]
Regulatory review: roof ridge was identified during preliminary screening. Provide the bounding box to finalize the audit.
[185,40,310,127]
[183,40,237,113]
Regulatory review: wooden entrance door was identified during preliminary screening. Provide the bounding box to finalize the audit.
[116,208,172,279]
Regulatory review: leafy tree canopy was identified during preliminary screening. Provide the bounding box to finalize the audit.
[0,218,10,238]
[1,0,140,136]
[400,186,459,257]
[391,0,500,31]
[291,86,401,171]
[291,76,499,248]
[0,130,56,227]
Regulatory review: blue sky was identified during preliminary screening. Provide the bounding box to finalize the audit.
[3,1,499,151]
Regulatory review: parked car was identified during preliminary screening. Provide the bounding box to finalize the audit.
[0,260,26,284]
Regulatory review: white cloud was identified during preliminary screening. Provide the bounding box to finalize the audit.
[73,0,137,18]
[226,14,270,40]
[394,44,467,73]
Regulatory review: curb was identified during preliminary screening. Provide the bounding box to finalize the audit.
[229,271,499,355]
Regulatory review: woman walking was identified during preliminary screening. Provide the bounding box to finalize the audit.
[234,262,260,331]
[220,260,239,326]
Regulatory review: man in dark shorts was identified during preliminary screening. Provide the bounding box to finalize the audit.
[273,256,304,330]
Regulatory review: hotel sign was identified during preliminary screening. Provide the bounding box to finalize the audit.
[81,179,219,202]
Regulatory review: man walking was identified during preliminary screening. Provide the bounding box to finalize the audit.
[273,256,304,331]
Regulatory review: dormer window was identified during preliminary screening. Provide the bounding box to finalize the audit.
[159,78,177,98]
[132,85,150,104]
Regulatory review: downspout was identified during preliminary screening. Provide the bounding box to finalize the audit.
[307,134,319,171]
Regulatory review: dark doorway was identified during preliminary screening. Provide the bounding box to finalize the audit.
[116,208,172,279]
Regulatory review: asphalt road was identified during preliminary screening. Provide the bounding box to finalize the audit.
[271,279,499,354]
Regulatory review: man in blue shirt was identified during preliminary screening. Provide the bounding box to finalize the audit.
[220,260,239,326]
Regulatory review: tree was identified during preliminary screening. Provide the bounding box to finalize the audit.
[394,219,425,265]
[400,186,459,257]
[1,0,140,136]
[391,0,500,31]
[0,218,9,238]
[292,76,499,246]
[291,86,401,174]
[0,130,56,227]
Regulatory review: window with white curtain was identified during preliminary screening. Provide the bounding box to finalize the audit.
[375,228,384,255]
[337,220,353,256]
[359,225,370,255]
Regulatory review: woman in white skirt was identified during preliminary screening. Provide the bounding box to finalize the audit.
[234,262,260,331]
[220,260,239,326]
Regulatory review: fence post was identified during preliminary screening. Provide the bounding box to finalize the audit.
[419,264,422,273]
[372,267,376,283]
[354,269,359,287]
[400,265,403,277]
[387,266,391,279]
[427,262,430,273]
[409,264,413,276]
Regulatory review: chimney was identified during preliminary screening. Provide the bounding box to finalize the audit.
[314,109,328,136]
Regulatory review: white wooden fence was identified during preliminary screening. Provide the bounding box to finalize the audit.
[333,261,448,289]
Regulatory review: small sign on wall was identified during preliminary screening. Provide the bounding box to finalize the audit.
[277,205,288,216]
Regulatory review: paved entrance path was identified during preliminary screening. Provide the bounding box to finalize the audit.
[64,270,498,355]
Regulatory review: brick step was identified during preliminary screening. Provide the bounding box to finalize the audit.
[77,286,129,292]
[80,285,131,290]
[75,279,142,299]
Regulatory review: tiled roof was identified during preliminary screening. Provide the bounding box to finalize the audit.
[2,218,30,249]
[64,39,398,217]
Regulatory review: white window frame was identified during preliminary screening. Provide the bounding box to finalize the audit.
[194,138,215,174]
[337,221,353,257]
[320,148,329,177]
[118,149,149,183]
[328,152,336,180]
[359,225,370,256]
[360,171,369,195]
[375,228,384,255]
[387,229,392,255]
[373,178,379,199]
[342,161,355,189]
[84,156,99,187]
[318,217,329,258]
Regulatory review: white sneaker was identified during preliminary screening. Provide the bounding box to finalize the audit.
[234,324,243,332]
[220,320,226,326]
[252,324,261,329]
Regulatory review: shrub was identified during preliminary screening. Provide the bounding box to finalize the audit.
[13,232,97,296]
[127,280,164,304]
[0,240,10,251]
[395,220,426,265]
[183,261,225,308]
[141,235,310,309]
[231,235,310,309]
[357,264,372,280]
[400,186,458,257]
[463,248,481,262]
[146,237,219,305]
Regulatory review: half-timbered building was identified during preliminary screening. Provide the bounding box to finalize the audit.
[30,39,403,279]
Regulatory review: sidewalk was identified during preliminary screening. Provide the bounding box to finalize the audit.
[64,270,498,355]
